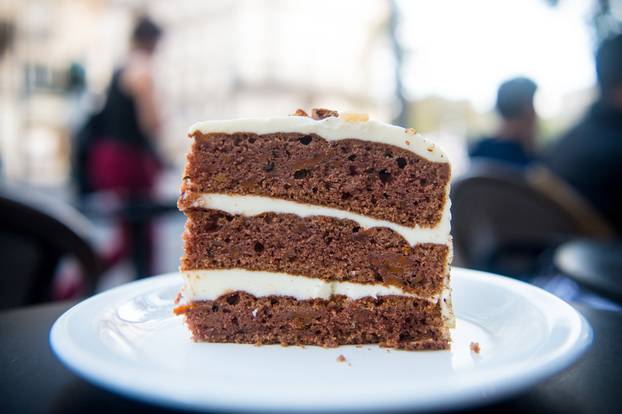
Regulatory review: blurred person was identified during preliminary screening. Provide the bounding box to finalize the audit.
[469,77,539,167]
[85,16,164,278]
[547,33,622,235]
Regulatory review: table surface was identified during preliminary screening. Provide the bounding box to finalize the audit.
[1,301,620,414]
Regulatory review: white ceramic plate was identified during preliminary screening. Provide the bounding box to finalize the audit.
[50,267,592,413]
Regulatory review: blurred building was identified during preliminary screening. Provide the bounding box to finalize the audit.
[0,0,397,186]
[0,0,618,186]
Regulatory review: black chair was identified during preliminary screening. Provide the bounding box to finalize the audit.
[0,183,102,309]
[451,161,612,278]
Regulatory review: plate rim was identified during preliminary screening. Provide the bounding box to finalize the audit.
[49,267,593,413]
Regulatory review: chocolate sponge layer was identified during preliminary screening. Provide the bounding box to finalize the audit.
[181,209,449,297]
[180,132,450,227]
[182,291,450,350]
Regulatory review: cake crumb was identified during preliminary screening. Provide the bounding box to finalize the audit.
[405,128,417,135]
[312,108,339,120]
[470,341,481,354]
[173,304,192,315]
[174,291,183,305]
[336,354,347,363]
[291,108,309,117]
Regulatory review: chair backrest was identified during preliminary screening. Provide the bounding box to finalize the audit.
[451,161,611,276]
[0,183,101,309]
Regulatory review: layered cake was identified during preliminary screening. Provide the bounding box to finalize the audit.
[176,109,454,350]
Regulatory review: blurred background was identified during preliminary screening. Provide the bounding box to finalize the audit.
[0,0,621,310]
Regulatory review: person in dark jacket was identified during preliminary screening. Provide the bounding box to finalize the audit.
[546,33,622,234]
[470,77,539,167]
[87,16,164,277]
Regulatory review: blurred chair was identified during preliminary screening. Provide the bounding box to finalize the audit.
[554,239,622,304]
[0,184,101,309]
[451,161,613,278]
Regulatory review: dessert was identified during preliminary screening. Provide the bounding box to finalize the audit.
[176,109,453,350]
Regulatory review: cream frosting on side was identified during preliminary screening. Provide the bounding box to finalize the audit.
[182,269,434,302]
[190,193,451,246]
[188,116,447,163]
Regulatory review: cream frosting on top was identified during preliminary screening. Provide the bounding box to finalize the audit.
[189,115,448,163]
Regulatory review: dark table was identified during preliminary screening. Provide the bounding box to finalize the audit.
[1,301,620,414]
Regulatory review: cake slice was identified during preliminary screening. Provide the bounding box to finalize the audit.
[176,109,454,350]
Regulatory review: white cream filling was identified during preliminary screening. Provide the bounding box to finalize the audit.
[191,193,451,246]
[181,269,437,302]
[182,269,454,322]
[189,116,447,163]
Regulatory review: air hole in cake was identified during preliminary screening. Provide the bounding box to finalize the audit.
[225,215,234,222]
[254,242,264,253]
[270,298,279,305]
[226,293,240,305]
[264,161,275,172]
[396,157,407,169]
[352,226,360,233]
[341,192,352,200]
[383,192,389,199]
[211,305,219,312]
[299,135,312,145]
[374,274,383,282]
[379,169,392,184]
[349,166,358,176]
[312,187,318,193]
[385,151,393,158]
[204,220,220,232]
[399,332,412,341]
[348,154,357,161]
[263,215,273,224]
[248,137,256,144]
[293,169,308,179]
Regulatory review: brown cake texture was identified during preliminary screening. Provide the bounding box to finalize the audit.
[180,291,449,350]
[177,110,453,350]
[180,133,450,227]
[181,208,449,297]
